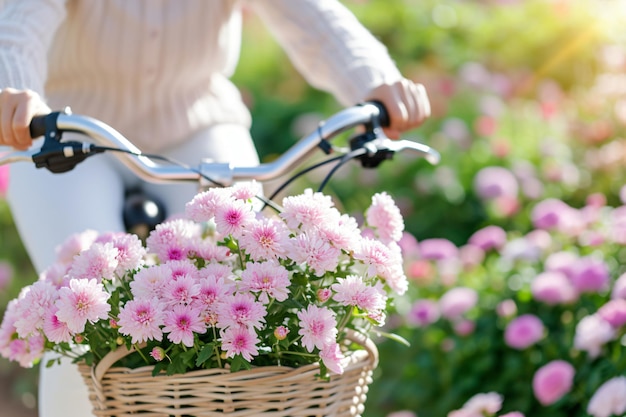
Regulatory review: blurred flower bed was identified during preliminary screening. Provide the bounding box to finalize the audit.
[1,0,626,416]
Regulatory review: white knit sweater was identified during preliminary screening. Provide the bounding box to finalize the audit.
[0,0,402,153]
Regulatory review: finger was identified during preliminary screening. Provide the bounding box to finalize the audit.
[0,92,18,148]
[383,82,409,133]
[414,83,431,122]
[12,92,37,149]
[403,81,431,129]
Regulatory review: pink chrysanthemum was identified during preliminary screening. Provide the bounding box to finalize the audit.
[163,274,201,306]
[240,261,291,304]
[297,305,338,352]
[8,333,45,368]
[220,325,260,362]
[280,189,337,231]
[68,242,119,282]
[320,341,345,374]
[163,305,206,347]
[199,263,235,281]
[331,275,386,314]
[191,237,232,263]
[316,212,362,253]
[0,300,20,355]
[42,306,73,343]
[55,278,111,333]
[239,218,290,261]
[129,264,170,299]
[166,259,199,281]
[146,219,201,261]
[230,181,263,201]
[366,192,404,244]
[287,232,341,277]
[194,274,235,313]
[55,229,99,265]
[96,232,146,275]
[117,298,165,344]
[185,187,232,222]
[355,239,408,294]
[40,262,71,289]
[217,293,267,330]
[214,199,255,238]
[13,280,58,337]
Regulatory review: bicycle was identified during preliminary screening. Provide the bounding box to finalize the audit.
[0,101,440,417]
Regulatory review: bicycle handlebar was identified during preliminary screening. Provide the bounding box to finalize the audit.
[0,102,440,186]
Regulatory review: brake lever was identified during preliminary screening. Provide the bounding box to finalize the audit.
[379,138,441,165]
[350,131,440,168]
[29,110,103,173]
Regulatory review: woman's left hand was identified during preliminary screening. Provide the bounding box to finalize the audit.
[365,78,431,139]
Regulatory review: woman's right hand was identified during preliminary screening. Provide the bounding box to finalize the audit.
[0,88,51,150]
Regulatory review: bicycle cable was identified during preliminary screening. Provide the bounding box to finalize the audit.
[90,146,284,213]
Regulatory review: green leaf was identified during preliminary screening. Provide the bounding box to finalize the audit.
[374,330,411,347]
[230,355,252,373]
[195,342,216,367]
[152,361,168,376]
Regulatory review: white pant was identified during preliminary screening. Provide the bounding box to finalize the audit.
[8,124,260,417]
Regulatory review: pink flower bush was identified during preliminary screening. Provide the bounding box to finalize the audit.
[532,360,575,405]
[504,314,545,349]
[0,187,406,375]
[439,287,478,319]
[587,376,626,417]
[473,166,519,200]
[387,193,626,416]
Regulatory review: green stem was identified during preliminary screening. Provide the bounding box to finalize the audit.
[133,343,151,365]
[212,326,223,368]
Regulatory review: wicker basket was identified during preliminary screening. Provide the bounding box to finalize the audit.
[77,330,378,417]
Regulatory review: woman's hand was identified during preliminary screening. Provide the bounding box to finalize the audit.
[0,88,50,150]
[365,78,431,139]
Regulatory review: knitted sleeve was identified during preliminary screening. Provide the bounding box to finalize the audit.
[0,0,67,95]
[247,0,402,106]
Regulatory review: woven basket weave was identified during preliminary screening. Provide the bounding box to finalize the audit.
[77,330,378,417]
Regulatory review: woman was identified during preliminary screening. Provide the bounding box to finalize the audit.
[0,1,430,416]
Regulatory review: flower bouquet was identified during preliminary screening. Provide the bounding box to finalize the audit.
[0,183,408,416]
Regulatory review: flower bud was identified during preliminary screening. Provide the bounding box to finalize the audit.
[317,288,332,303]
[274,326,289,341]
[150,347,166,362]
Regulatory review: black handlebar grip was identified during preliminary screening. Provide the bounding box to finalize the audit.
[368,100,390,127]
[29,115,48,138]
